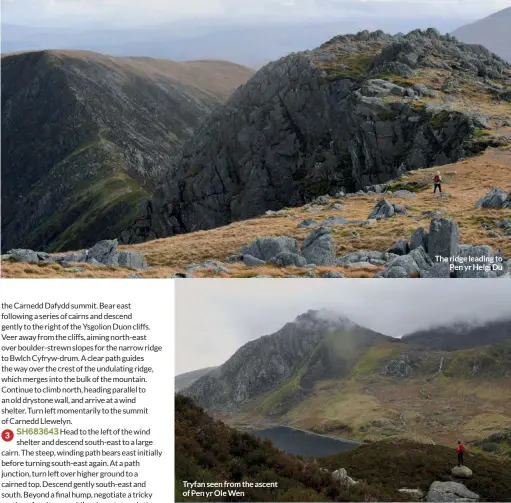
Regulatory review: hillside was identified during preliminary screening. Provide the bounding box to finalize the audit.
[123,28,511,244]
[402,319,511,351]
[176,366,218,392]
[3,135,510,279]
[452,7,511,62]
[180,311,511,451]
[175,394,511,502]
[181,310,392,413]
[1,50,253,253]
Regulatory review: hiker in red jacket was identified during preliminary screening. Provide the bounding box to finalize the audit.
[433,171,442,195]
[457,440,465,466]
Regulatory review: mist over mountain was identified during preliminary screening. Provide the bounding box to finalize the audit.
[402,318,511,351]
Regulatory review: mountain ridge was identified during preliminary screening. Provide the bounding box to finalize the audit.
[123,28,511,244]
[180,310,511,447]
[1,50,254,252]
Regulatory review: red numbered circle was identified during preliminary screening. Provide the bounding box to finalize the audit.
[2,429,14,442]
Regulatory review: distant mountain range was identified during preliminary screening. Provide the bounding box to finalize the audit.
[175,366,218,392]
[179,309,511,446]
[1,50,253,252]
[2,17,465,68]
[452,7,511,62]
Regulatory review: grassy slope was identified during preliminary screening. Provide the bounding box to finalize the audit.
[4,146,509,278]
[229,340,511,454]
[20,138,150,252]
[176,395,511,502]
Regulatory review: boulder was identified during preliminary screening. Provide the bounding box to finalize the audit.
[269,252,307,268]
[6,249,40,263]
[420,262,452,278]
[337,250,398,266]
[475,188,510,209]
[63,251,87,263]
[311,195,330,205]
[301,227,336,266]
[428,218,459,261]
[398,488,425,500]
[332,468,357,487]
[228,254,244,263]
[413,83,438,97]
[88,239,119,265]
[451,466,473,478]
[410,227,429,252]
[381,246,433,278]
[392,203,408,214]
[388,240,410,256]
[456,245,497,278]
[243,255,266,267]
[116,250,146,270]
[321,217,349,226]
[297,219,318,228]
[321,272,345,278]
[426,481,479,502]
[241,236,299,261]
[368,199,395,220]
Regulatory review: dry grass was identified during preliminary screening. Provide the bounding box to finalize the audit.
[3,148,510,278]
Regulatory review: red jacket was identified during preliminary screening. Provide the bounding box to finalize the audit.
[457,444,465,453]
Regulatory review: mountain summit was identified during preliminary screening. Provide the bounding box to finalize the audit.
[123,28,511,243]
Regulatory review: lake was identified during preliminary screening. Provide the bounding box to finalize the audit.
[252,426,360,457]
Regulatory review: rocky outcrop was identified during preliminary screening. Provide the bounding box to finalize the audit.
[426,481,479,502]
[377,217,508,278]
[123,29,511,243]
[332,468,358,487]
[475,188,511,209]
[4,239,147,269]
[180,310,356,413]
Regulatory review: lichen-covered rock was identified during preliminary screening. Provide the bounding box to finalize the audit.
[388,240,410,256]
[368,199,395,220]
[451,466,473,478]
[6,249,40,263]
[426,481,479,502]
[241,237,299,261]
[410,227,429,252]
[475,188,511,209]
[301,227,336,266]
[269,252,307,268]
[428,218,459,261]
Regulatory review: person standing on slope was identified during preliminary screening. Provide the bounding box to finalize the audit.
[457,440,465,466]
[433,170,442,195]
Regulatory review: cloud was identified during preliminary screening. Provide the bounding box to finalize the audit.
[3,0,510,26]
[175,279,511,374]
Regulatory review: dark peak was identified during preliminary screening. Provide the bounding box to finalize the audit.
[402,317,511,351]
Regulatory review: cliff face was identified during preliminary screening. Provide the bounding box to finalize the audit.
[1,50,253,252]
[181,309,390,413]
[123,28,511,243]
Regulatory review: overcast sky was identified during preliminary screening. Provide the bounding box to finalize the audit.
[2,0,509,27]
[175,279,511,375]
